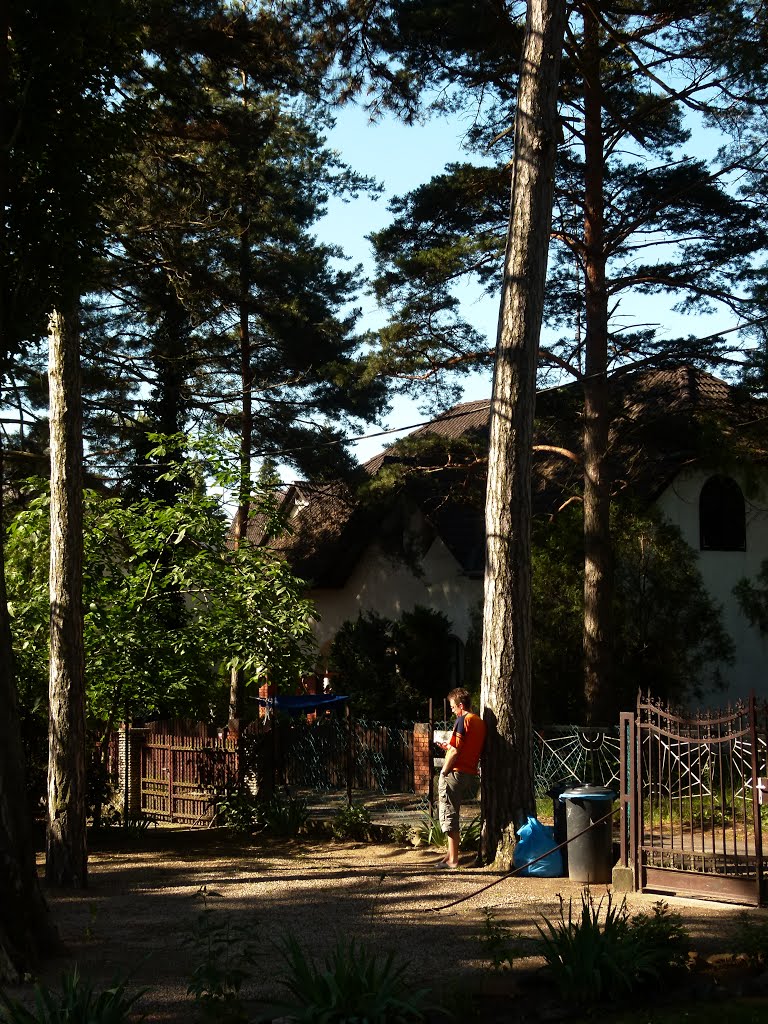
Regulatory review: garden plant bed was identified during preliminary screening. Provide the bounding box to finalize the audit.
[8,826,768,1022]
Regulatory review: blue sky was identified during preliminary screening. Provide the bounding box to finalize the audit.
[316,103,742,467]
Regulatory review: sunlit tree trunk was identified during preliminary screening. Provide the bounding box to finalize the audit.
[481,0,566,868]
[581,2,613,725]
[47,306,87,888]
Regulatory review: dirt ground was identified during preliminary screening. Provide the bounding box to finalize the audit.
[14,827,768,1022]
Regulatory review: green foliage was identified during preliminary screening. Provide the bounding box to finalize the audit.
[480,908,525,971]
[328,607,459,720]
[0,967,145,1024]
[459,815,482,851]
[263,934,438,1023]
[389,821,413,845]
[731,912,768,969]
[411,812,480,851]
[215,791,261,835]
[257,792,309,838]
[412,812,447,848]
[6,457,317,724]
[216,789,308,837]
[530,502,734,722]
[536,891,690,1008]
[331,802,373,841]
[185,892,258,1024]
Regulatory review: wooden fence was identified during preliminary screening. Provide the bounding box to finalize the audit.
[120,716,417,823]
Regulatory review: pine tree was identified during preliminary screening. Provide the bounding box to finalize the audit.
[365,0,768,721]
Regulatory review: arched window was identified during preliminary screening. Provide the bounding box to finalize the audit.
[699,475,746,551]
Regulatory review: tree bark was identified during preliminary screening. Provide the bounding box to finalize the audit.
[0,450,62,981]
[0,2,60,979]
[47,306,88,888]
[228,207,251,743]
[481,0,566,868]
[581,3,613,726]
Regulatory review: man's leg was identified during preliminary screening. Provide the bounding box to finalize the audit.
[438,772,461,867]
[446,830,459,867]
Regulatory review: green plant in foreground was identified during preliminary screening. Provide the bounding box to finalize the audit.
[262,934,439,1023]
[480,907,525,971]
[536,890,689,1009]
[331,802,372,841]
[184,889,258,1023]
[0,968,145,1024]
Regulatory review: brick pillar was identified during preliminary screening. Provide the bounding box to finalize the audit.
[413,722,431,794]
[117,724,147,816]
[258,681,277,719]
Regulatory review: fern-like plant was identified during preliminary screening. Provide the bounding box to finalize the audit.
[0,968,145,1024]
[262,934,438,1023]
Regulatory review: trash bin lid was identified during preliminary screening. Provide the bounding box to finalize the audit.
[559,784,617,801]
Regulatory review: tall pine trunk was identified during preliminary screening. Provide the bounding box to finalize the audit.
[0,0,59,979]
[0,451,61,980]
[581,4,613,725]
[46,306,87,888]
[228,208,251,742]
[481,0,566,868]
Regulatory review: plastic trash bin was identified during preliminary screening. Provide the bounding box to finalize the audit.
[546,779,573,875]
[559,784,616,883]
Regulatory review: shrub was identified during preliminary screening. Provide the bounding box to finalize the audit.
[536,890,689,1008]
[262,934,438,1023]
[215,790,259,834]
[258,792,308,837]
[331,803,372,841]
[0,968,144,1024]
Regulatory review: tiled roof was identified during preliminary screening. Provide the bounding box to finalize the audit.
[251,366,768,586]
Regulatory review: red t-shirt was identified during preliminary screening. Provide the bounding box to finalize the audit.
[449,711,486,774]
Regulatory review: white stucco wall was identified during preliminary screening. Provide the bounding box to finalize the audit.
[308,534,482,655]
[655,468,768,705]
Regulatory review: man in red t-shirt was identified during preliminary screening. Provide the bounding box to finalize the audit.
[436,687,486,869]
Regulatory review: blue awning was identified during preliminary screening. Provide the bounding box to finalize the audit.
[253,694,349,715]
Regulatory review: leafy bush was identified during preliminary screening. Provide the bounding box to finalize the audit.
[262,934,437,1023]
[0,968,144,1024]
[257,792,308,837]
[216,790,260,834]
[331,802,372,841]
[536,890,689,1008]
[389,821,413,845]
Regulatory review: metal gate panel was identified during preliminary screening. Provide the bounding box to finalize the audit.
[624,693,767,906]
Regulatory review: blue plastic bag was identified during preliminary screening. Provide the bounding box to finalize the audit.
[512,815,563,877]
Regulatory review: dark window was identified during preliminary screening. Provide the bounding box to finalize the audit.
[699,475,746,551]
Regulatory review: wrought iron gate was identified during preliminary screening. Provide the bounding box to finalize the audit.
[619,693,768,905]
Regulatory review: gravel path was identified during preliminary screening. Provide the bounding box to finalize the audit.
[17,828,768,1021]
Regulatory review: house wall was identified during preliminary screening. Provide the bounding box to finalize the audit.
[308,534,482,656]
[655,467,768,706]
